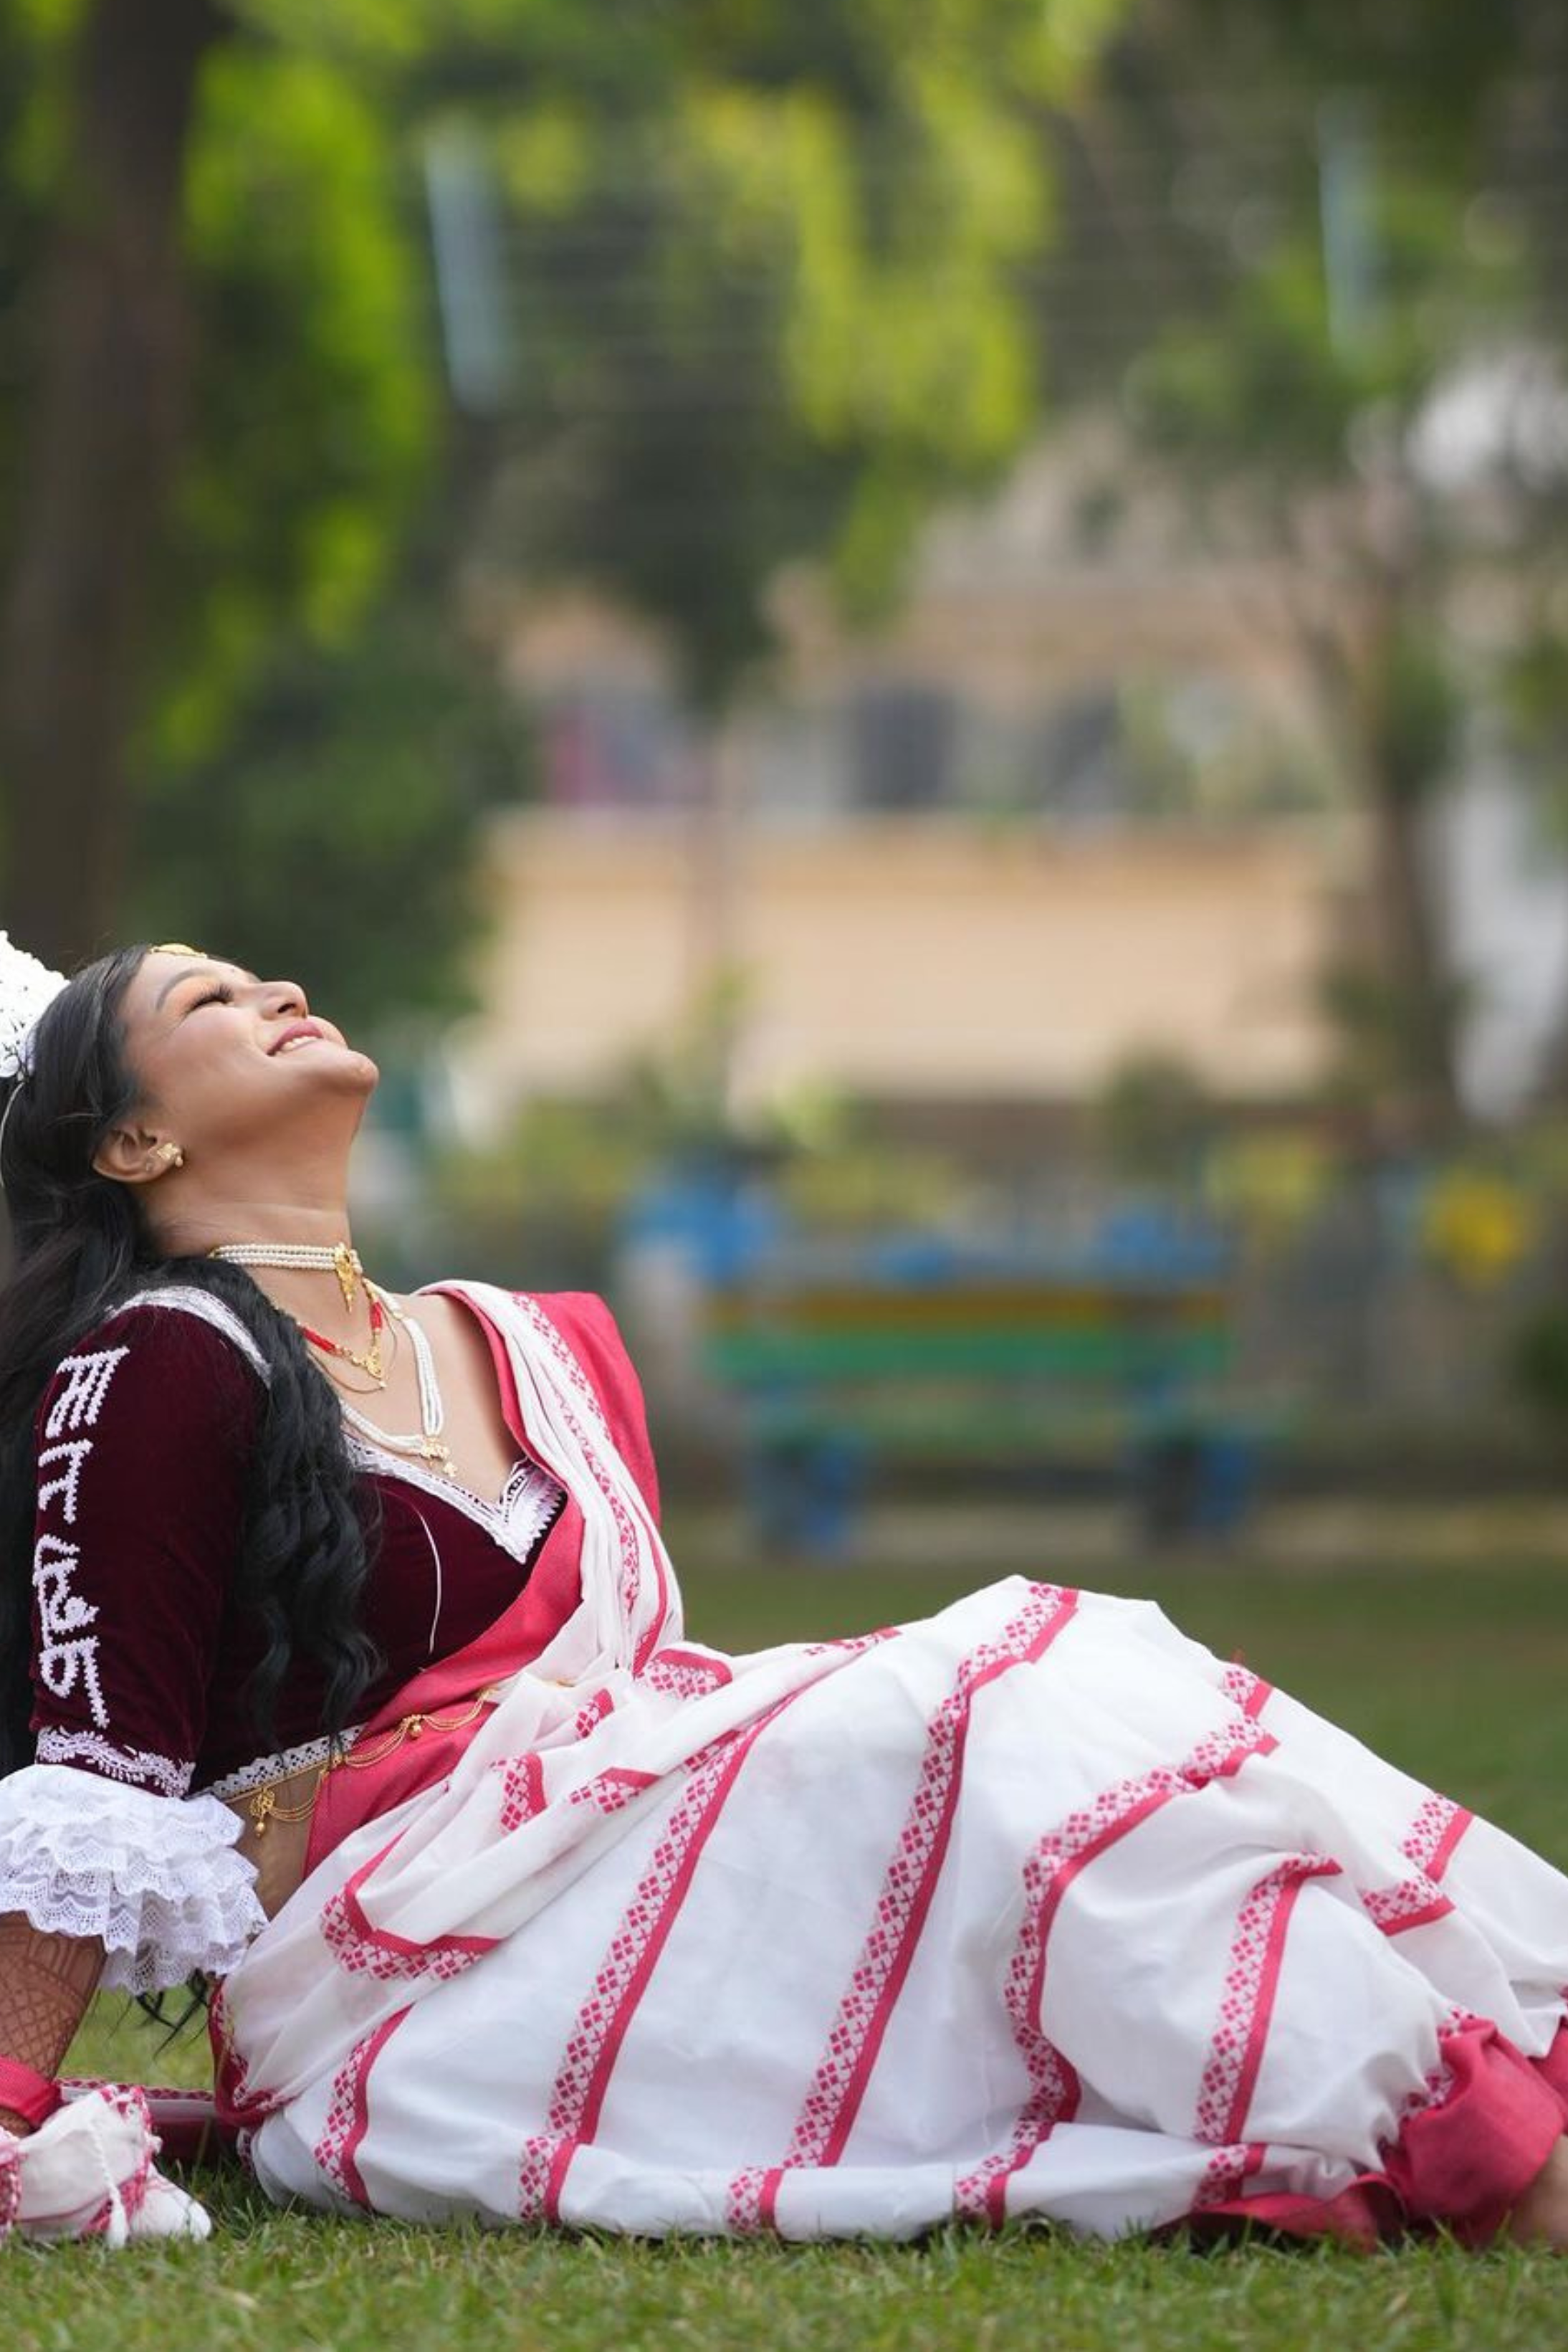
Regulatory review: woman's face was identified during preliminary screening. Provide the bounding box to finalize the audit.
[110,948,378,1160]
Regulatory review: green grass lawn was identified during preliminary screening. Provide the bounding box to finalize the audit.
[16,1533,1568,2351]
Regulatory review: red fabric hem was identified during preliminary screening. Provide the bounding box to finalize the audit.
[1188,2019,1568,2249]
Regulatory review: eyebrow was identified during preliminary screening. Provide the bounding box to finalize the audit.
[153,963,259,1011]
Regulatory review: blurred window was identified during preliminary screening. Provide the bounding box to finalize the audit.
[540,686,700,810]
[849,684,957,811]
[1026,687,1127,822]
[749,703,851,824]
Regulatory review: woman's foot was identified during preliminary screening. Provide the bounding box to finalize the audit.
[1504,2135,1568,2247]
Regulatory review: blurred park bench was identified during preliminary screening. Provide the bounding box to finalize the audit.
[697,1232,1270,1556]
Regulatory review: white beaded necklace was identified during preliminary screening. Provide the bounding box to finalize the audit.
[211,1242,456,1477]
[337,1285,455,1477]
[210,1239,364,1313]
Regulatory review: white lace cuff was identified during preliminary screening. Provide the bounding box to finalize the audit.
[0,1764,266,1995]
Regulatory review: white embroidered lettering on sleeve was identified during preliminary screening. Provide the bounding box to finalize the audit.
[37,1437,93,1524]
[44,1346,129,1439]
[32,1533,109,1729]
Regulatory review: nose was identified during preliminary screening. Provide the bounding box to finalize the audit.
[262,978,307,1012]
[259,979,310,1027]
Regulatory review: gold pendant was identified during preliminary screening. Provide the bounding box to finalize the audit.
[347,1336,386,1384]
[333,1242,362,1313]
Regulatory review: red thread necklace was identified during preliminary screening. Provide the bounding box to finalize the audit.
[297,1290,388,1386]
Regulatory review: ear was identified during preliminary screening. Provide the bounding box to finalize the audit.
[92,1123,174,1187]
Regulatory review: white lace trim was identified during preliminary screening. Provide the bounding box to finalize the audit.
[115,1287,271,1382]
[0,1764,265,1996]
[34,1728,193,1799]
[345,1432,565,1565]
[197,1730,362,1806]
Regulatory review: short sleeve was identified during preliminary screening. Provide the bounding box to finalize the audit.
[27,1293,263,1799]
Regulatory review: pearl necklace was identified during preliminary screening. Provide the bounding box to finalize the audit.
[208,1243,456,1475]
[211,1237,388,1380]
[337,1286,455,1477]
[211,1239,364,1312]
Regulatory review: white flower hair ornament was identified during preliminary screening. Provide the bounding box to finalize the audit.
[0,930,68,1086]
[0,930,70,1179]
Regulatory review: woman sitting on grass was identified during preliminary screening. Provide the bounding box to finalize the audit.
[3,935,1568,2249]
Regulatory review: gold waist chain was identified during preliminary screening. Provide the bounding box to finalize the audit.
[247,1685,506,1838]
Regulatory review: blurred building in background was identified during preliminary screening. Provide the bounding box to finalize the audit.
[452,424,1362,1141]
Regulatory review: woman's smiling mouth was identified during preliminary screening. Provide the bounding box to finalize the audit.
[269,1022,326,1055]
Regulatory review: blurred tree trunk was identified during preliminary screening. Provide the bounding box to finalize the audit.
[1366,771,1461,1134]
[0,0,226,970]
[1293,558,1463,1141]
[1357,600,1463,1141]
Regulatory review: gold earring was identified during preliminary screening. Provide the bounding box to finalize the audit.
[156,1143,186,1170]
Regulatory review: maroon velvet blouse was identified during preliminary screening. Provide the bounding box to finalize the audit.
[27,1287,658,1799]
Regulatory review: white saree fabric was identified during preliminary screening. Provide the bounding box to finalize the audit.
[222,1286,1568,2239]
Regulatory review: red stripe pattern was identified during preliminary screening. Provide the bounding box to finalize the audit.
[1023,1721,1277,1959]
[517,1298,669,1671]
[320,1840,498,1985]
[952,1936,1080,2227]
[313,2008,410,2206]
[803,1628,899,1660]
[497,1751,548,1830]
[572,1688,613,1741]
[1221,1663,1273,1718]
[567,1766,659,1815]
[1403,1796,1471,1877]
[727,2163,785,2234]
[772,1588,1081,2201]
[1387,2004,1478,2135]
[517,1692,805,2222]
[952,1713,1273,2222]
[1360,1796,1473,1938]
[1195,1856,1341,2145]
[641,1647,734,1699]
[1192,2140,1267,2208]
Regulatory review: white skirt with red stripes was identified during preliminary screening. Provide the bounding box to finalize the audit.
[230,1579,1568,2241]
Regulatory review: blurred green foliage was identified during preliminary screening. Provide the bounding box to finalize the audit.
[132,601,531,1035]
[159,44,436,762]
[1096,1049,1216,1184]
[0,0,1127,1020]
[1046,0,1568,1134]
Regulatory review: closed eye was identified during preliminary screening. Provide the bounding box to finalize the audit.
[187,984,235,1011]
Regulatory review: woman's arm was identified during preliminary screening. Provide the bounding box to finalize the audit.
[0,1300,266,2133]
[0,1913,104,2135]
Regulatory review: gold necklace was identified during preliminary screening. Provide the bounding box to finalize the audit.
[209,1237,387,1383]
[336,1285,456,1477]
[296,1292,388,1385]
[210,1239,364,1312]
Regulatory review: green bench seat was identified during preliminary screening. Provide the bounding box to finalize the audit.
[699,1276,1261,1552]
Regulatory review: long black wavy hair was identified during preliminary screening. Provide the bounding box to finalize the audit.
[0,943,382,1780]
